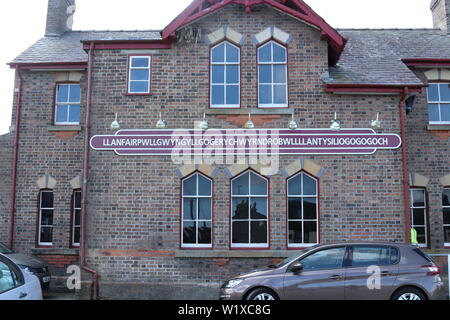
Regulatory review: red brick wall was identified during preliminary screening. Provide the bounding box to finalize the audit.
[0,133,13,245]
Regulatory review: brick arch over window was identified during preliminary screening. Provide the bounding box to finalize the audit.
[408,172,430,188]
[205,26,245,46]
[175,164,219,180]
[36,173,58,190]
[280,158,325,179]
[253,26,292,46]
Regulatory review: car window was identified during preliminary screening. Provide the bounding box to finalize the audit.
[350,246,399,268]
[0,261,17,294]
[299,247,346,271]
[0,244,13,254]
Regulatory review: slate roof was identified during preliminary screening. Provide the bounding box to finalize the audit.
[11,30,162,64]
[327,29,450,86]
[11,28,450,87]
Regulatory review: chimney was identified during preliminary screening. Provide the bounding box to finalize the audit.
[431,0,450,33]
[45,0,76,36]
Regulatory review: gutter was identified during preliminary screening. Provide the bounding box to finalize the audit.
[8,67,23,250]
[80,42,99,300]
[399,87,411,243]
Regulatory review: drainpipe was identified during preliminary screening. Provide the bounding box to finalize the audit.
[8,67,23,250]
[80,42,99,300]
[399,87,411,244]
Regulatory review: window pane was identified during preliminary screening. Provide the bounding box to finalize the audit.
[198,175,211,196]
[288,174,301,195]
[304,221,317,243]
[439,83,450,101]
[211,85,225,105]
[68,105,80,123]
[0,262,15,293]
[131,57,149,68]
[212,65,225,84]
[412,208,425,226]
[443,208,450,225]
[259,85,272,105]
[183,175,197,196]
[303,174,316,196]
[232,221,249,243]
[73,227,80,244]
[444,226,450,242]
[303,198,317,220]
[274,85,287,104]
[251,221,267,243]
[232,197,249,220]
[288,198,302,219]
[427,84,439,102]
[351,246,384,267]
[232,172,249,195]
[41,192,54,208]
[40,227,53,243]
[74,209,81,226]
[75,192,82,209]
[441,104,450,121]
[429,104,440,122]
[411,190,425,207]
[273,43,286,62]
[258,43,272,62]
[444,189,450,207]
[69,85,80,102]
[300,247,346,271]
[129,81,149,93]
[198,221,212,244]
[249,198,267,219]
[250,172,267,195]
[288,222,302,244]
[183,198,197,220]
[57,85,69,102]
[273,65,286,83]
[131,69,149,81]
[259,65,272,83]
[56,105,69,123]
[212,43,225,63]
[226,65,239,84]
[226,85,239,105]
[198,198,212,220]
[183,221,196,244]
[41,210,54,226]
[226,43,239,63]
[415,227,426,244]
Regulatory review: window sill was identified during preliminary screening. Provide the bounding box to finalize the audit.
[205,109,293,116]
[48,125,82,132]
[427,124,450,131]
[175,250,293,258]
[31,248,79,256]
[125,93,153,97]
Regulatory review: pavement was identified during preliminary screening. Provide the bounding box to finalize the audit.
[43,290,79,300]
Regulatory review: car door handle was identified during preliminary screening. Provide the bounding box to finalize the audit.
[381,271,393,277]
[329,275,343,280]
[19,292,28,299]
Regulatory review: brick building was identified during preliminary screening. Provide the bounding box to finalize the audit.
[1,0,449,299]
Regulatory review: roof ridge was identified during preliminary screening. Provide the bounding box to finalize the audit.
[338,28,439,31]
[68,29,162,33]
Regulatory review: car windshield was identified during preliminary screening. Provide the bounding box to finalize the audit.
[0,243,13,254]
[272,245,319,268]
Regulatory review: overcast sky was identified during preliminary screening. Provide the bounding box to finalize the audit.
[0,0,434,134]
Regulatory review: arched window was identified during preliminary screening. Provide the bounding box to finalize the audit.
[231,170,268,248]
[181,173,213,248]
[210,41,240,108]
[442,188,450,247]
[258,41,287,108]
[38,190,54,247]
[287,172,318,247]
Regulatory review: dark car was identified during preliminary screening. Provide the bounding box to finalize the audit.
[0,243,51,289]
[220,243,446,300]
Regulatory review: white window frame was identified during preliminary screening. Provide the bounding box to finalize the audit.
[128,56,151,94]
[38,190,54,247]
[71,190,82,247]
[181,173,213,249]
[55,84,81,125]
[257,41,288,108]
[443,188,450,247]
[427,83,450,124]
[231,171,269,249]
[210,41,240,108]
[410,188,428,248]
[287,172,319,248]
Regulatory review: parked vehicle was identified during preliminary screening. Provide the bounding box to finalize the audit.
[0,253,43,300]
[0,243,51,289]
[220,243,446,300]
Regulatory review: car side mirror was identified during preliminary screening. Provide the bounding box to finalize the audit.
[290,263,303,274]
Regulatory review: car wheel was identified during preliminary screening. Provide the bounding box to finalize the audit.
[246,288,278,301]
[392,287,427,300]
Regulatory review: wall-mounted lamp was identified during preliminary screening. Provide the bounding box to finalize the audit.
[156,112,167,129]
[330,112,341,130]
[243,113,255,129]
[288,113,299,130]
[371,112,381,129]
[198,113,209,130]
[110,113,121,130]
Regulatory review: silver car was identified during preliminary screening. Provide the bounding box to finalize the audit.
[220,243,447,300]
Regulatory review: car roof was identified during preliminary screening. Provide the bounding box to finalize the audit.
[316,242,415,248]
